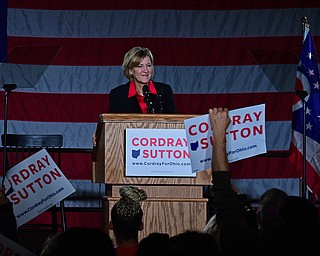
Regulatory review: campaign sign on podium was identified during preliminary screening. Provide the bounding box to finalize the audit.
[184,104,267,173]
[3,149,75,227]
[125,128,195,177]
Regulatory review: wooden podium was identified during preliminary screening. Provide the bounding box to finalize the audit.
[92,114,212,241]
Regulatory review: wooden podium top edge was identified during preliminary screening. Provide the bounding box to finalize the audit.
[99,113,199,122]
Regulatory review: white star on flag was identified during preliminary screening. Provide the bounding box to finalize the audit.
[306,107,311,115]
[308,68,315,76]
[306,122,313,130]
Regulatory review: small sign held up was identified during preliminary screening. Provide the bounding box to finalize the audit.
[3,149,75,227]
[184,104,267,173]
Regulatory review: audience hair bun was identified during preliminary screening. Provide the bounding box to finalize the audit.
[115,186,147,219]
[119,185,147,202]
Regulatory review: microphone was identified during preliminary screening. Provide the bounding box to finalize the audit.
[142,85,164,113]
[143,85,155,113]
[142,84,150,96]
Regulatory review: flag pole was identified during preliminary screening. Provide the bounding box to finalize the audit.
[296,17,309,199]
[296,88,308,199]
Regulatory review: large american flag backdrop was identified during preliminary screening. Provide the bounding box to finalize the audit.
[1,1,320,226]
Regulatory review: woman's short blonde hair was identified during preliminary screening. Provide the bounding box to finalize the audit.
[122,47,154,80]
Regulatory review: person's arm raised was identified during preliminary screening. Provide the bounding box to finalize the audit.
[209,107,256,254]
[208,107,231,172]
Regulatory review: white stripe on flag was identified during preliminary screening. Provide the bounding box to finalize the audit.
[1,65,293,94]
[7,8,320,38]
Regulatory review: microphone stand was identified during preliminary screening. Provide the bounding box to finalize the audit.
[2,83,17,188]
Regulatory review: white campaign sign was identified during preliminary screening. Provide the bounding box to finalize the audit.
[125,128,195,177]
[184,104,266,173]
[3,149,76,227]
[0,233,36,256]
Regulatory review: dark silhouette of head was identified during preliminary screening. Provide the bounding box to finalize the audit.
[40,227,115,256]
[276,196,320,255]
[168,230,219,256]
[136,232,170,256]
[257,188,288,232]
[278,195,319,231]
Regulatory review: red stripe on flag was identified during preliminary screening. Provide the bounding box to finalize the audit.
[0,92,293,122]
[60,152,93,180]
[0,91,108,123]
[175,93,293,120]
[7,36,305,66]
[289,145,320,196]
[0,151,93,180]
[29,211,103,230]
[230,155,300,179]
[8,0,320,10]
[306,165,320,197]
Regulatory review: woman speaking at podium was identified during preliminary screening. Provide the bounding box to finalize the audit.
[109,47,176,114]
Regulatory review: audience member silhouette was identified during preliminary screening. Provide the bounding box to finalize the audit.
[110,185,147,256]
[39,232,62,256]
[251,188,289,255]
[0,187,18,242]
[275,195,320,256]
[135,232,170,256]
[167,230,219,256]
[203,213,221,250]
[257,188,288,232]
[39,227,116,256]
[204,185,258,251]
